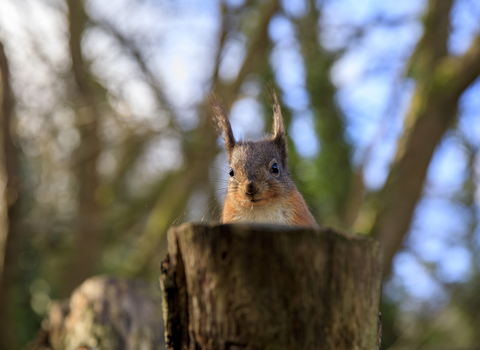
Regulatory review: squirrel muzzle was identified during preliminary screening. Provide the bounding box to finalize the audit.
[244,181,258,195]
[243,181,262,202]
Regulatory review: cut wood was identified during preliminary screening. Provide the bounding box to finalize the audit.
[161,223,382,350]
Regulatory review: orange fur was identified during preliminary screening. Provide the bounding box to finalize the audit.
[222,197,238,223]
[285,191,318,228]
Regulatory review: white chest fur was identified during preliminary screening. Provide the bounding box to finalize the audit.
[232,203,290,225]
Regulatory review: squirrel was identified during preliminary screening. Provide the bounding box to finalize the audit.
[210,91,318,228]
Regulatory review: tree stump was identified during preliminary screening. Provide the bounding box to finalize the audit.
[160,223,382,350]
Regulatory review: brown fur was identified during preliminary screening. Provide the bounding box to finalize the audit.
[210,92,318,228]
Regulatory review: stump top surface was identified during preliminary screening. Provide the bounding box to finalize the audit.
[172,221,378,245]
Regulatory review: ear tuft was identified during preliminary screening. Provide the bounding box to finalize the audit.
[269,89,288,169]
[271,89,285,139]
[209,94,236,157]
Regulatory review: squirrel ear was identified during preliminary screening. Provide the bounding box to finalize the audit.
[270,90,288,168]
[209,94,236,157]
[271,90,285,139]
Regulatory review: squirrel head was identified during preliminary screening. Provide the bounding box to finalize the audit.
[210,92,295,208]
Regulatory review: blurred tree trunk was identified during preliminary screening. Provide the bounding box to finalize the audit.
[297,1,353,227]
[64,0,102,294]
[370,0,480,274]
[161,223,382,350]
[0,40,22,350]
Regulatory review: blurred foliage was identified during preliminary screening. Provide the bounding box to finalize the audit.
[0,0,479,349]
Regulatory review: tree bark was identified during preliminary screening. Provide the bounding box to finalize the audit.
[161,223,382,350]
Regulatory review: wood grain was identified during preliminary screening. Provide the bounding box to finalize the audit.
[161,223,382,350]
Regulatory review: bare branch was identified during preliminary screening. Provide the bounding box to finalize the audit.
[92,19,175,115]
[444,34,480,101]
[214,0,280,107]
[411,0,453,70]
[210,1,228,87]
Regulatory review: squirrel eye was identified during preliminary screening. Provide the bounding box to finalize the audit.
[271,163,279,175]
[229,168,234,177]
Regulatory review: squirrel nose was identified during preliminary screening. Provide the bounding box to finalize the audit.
[244,181,258,196]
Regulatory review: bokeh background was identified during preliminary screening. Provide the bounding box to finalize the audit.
[0,0,479,348]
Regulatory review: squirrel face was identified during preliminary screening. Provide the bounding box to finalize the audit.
[210,90,318,227]
[227,140,295,208]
